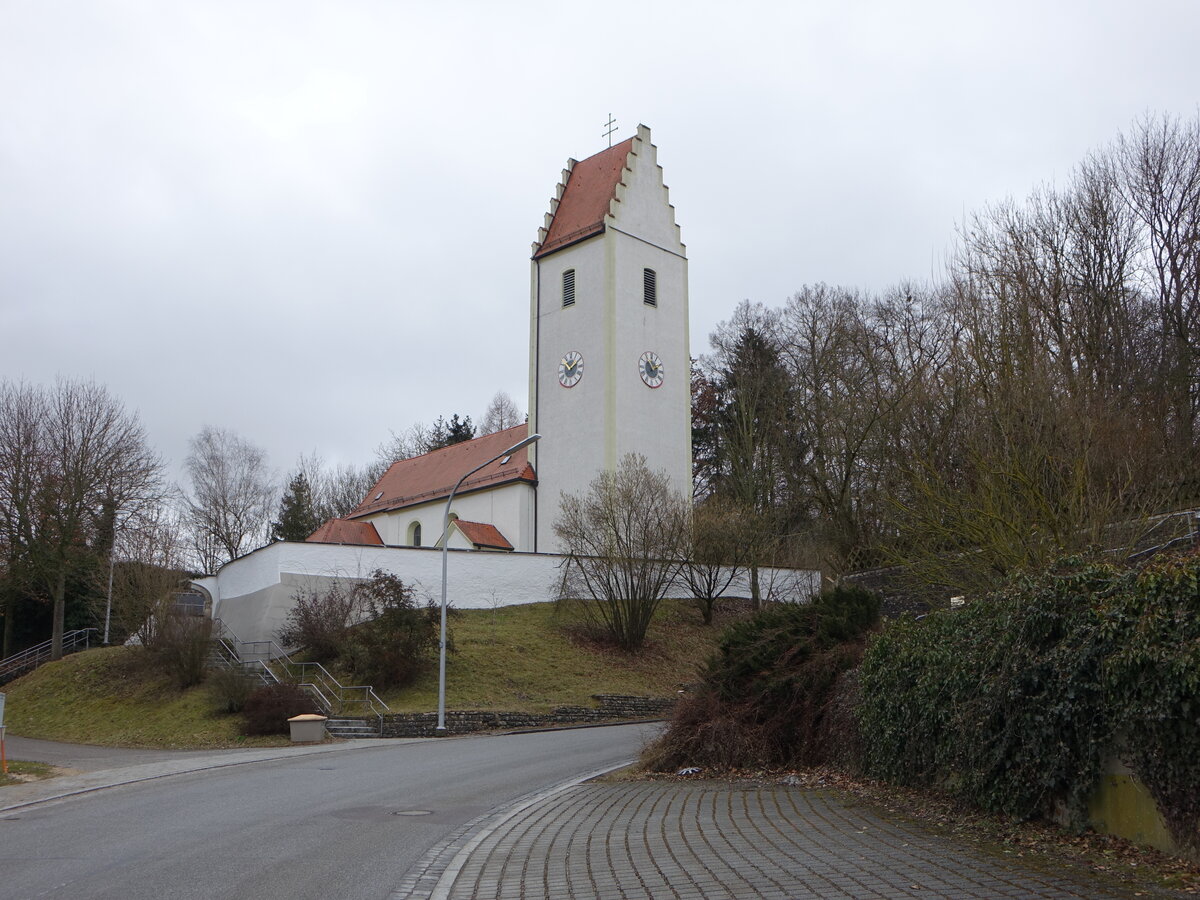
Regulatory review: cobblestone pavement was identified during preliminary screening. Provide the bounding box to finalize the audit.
[396,780,1145,899]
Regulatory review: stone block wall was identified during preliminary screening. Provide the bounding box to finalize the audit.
[380,694,676,738]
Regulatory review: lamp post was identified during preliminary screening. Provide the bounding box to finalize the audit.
[437,432,541,733]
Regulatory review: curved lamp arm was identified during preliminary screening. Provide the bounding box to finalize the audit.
[437,432,541,732]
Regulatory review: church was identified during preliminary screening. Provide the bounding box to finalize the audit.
[305,123,691,557]
[193,127,803,645]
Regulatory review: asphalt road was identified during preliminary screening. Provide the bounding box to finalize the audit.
[3,735,226,772]
[0,725,656,900]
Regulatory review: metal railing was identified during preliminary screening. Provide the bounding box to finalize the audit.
[0,628,99,684]
[1122,508,1200,563]
[210,620,388,734]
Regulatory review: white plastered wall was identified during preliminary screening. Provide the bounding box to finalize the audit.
[194,541,819,644]
[357,481,534,551]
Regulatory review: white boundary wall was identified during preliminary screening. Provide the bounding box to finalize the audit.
[192,541,820,645]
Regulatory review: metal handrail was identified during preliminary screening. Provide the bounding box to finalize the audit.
[0,628,98,682]
[210,618,389,732]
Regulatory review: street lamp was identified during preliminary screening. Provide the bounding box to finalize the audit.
[437,431,541,732]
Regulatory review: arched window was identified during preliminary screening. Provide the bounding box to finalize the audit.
[643,268,657,307]
[409,522,422,547]
[562,269,576,307]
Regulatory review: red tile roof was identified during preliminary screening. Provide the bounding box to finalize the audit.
[451,519,514,551]
[306,518,384,546]
[348,424,537,518]
[534,137,635,259]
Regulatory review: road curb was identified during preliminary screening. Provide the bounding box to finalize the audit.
[389,757,637,900]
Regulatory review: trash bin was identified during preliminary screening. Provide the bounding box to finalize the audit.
[287,713,327,743]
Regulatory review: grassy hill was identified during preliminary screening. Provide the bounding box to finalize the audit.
[3,599,729,749]
[2,645,275,749]
[379,599,720,711]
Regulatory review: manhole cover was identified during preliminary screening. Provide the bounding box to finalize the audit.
[391,810,432,817]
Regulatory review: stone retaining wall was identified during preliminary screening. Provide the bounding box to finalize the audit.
[379,694,676,738]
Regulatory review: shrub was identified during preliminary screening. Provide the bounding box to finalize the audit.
[857,553,1200,848]
[277,579,358,662]
[208,665,254,714]
[146,610,212,689]
[241,682,318,736]
[859,561,1123,825]
[341,570,440,689]
[275,570,439,687]
[642,585,880,772]
[1105,555,1200,852]
[554,454,689,651]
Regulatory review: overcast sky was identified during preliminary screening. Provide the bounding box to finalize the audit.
[2,1,1198,485]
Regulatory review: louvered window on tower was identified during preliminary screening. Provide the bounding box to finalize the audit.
[562,269,576,307]
[643,268,657,306]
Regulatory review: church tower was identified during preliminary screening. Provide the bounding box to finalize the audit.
[528,124,691,552]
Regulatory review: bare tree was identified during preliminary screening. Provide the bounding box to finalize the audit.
[678,496,752,625]
[0,379,164,658]
[555,454,689,651]
[778,284,949,572]
[0,381,40,657]
[374,421,434,471]
[294,452,377,521]
[883,129,1188,593]
[321,462,377,519]
[682,111,1200,599]
[104,507,188,647]
[182,426,275,572]
[373,413,478,475]
[1117,113,1200,453]
[479,391,523,435]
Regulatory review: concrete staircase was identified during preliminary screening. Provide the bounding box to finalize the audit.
[205,648,275,686]
[207,619,388,736]
[324,717,379,739]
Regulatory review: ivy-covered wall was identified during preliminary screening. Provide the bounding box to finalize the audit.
[856,554,1200,855]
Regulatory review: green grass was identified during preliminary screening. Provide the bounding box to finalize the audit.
[2,646,288,750]
[0,759,56,787]
[3,598,734,748]
[377,599,725,712]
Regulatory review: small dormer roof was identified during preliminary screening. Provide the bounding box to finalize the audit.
[449,519,514,551]
[305,518,384,546]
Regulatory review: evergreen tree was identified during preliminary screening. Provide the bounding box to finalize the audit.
[446,413,475,445]
[428,414,475,450]
[272,472,321,542]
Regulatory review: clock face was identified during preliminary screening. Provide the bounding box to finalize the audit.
[639,351,664,388]
[558,350,584,388]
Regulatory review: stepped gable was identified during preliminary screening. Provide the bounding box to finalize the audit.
[305,518,383,546]
[533,136,635,258]
[348,424,536,518]
[532,124,683,259]
[451,519,514,551]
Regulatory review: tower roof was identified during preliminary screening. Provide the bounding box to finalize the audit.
[533,137,635,259]
[347,424,537,518]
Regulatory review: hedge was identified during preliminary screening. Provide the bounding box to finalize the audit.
[857,554,1200,849]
